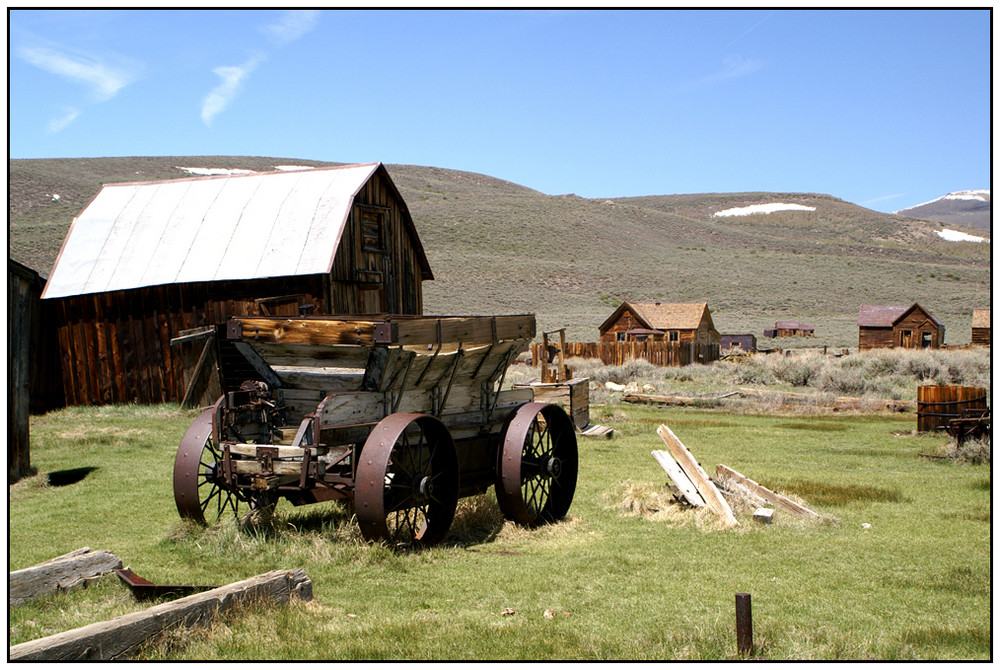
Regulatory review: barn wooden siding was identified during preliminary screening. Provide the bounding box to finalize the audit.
[531,341,719,367]
[53,278,327,406]
[329,171,425,315]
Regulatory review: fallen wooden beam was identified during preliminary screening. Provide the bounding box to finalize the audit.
[9,568,313,661]
[656,425,739,527]
[9,548,123,606]
[715,464,819,518]
[651,450,705,508]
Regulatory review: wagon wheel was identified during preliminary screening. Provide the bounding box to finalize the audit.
[173,408,250,525]
[355,413,459,549]
[497,402,578,527]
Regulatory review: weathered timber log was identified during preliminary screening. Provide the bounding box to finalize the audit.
[656,425,738,527]
[9,548,123,606]
[715,464,819,518]
[8,568,313,661]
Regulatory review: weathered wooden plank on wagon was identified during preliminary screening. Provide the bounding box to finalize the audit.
[230,317,380,346]
[381,315,536,346]
[8,569,313,661]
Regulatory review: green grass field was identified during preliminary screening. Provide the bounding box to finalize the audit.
[9,401,991,660]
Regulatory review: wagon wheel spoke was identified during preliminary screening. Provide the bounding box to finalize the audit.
[356,414,459,549]
[174,407,247,526]
[497,403,579,527]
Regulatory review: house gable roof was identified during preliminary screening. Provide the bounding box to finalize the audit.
[600,301,713,333]
[41,163,431,299]
[858,303,942,328]
[972,309,991,329]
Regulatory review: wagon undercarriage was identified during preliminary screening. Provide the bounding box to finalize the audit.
[173,314,578,549]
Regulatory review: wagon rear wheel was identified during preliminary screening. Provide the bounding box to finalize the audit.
[497,402,578,527]
[173,408,249,525]
[355,413,459,549]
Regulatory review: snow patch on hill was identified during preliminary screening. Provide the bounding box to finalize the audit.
[713,203,816,218]
[936,228,987,243]
[177,167,256,176]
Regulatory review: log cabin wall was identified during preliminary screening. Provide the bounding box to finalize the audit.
[971,327,990,346]
[52,276,327,406]
[892,310,944,349]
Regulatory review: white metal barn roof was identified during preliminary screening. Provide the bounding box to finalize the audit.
[41,163,383,299]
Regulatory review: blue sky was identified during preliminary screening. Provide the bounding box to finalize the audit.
[8,8,992,213]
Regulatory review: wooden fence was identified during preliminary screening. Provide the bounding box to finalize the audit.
[916,384,989,433]
[531,341,719,368]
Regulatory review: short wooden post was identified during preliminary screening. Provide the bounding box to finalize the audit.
[735,593,753,656]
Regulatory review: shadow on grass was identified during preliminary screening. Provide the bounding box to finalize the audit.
[47,466,98,487]
[774,480,907,505]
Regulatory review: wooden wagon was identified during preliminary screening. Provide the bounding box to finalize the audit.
[172,314,578,548]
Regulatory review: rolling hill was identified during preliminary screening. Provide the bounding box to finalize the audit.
[8,156,992,347]
[894,190,991,231]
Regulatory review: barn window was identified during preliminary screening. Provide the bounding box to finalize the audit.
[360,208,386,253]
[921,331,932,348]
[617,332,626,342]
[669,331,679,342]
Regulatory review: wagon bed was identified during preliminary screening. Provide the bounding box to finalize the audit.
[173,314,578,548]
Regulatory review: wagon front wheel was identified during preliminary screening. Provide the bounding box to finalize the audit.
[173,408,249,525]
[497,402,578,527]
[355,413,460,549]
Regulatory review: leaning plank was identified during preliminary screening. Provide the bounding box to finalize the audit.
[716,464,820,518]
[8,568,313,661]
[656,425,739,527]
[9,548,123,606]
[651,450,705,508]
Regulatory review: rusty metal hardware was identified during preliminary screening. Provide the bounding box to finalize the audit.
[115,568,217,601]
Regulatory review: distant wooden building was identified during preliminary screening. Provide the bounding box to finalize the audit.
[857,303,945,351]
[41,163,433,406]
[599,301,720,348]
[971,309,990,346]
[720,334,757,353]
[763,321,814,338]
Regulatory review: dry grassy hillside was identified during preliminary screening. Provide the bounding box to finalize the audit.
[8,156,991,347]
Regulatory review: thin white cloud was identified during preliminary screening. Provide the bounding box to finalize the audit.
[694,55,764,88]
[201,53,265,126]
[17,44,139,101]
[260,10,320,46]
[861,193,907,207]
[47,106,80,133]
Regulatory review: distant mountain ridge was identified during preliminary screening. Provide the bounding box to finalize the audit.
[895,190,991,230]
[7,157,991,347]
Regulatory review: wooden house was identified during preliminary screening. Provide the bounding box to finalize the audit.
[720,334,757,354]
[763,321,814,338]
[971,309,990,346]
[41,163,433,406]
[599,302,720,348]
[857,303,945,351]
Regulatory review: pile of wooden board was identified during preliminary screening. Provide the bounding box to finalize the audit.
[652,424,818,527]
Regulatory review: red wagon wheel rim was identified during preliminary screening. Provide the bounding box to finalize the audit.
[173,407,248,525]
[497,402,578,527]
[355,413,459,549]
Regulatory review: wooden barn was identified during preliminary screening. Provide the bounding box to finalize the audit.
[763,321,814,338]
[857,303,945,351]
[41,163,433,406]
[599,301,720,348]
[971,308,990,346]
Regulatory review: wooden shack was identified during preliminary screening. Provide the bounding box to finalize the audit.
[971,308,990,346]
[764,321,814,338]
[720,333,757,353]
[599,302,719,347]
[857,303,945,351]
[41,163,433,406]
